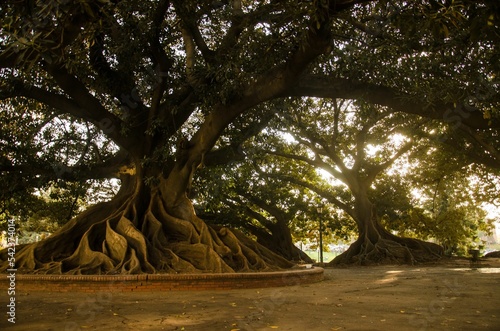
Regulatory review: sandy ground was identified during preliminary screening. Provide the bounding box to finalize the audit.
[1,258,500,331]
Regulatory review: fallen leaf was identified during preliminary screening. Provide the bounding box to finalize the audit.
[270,326,279,329]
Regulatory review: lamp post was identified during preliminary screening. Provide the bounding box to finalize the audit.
[318,206,323,265]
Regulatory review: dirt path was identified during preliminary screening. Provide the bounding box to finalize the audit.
[2,258,500,331]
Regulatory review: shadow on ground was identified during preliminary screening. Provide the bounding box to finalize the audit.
[2,258,500,331]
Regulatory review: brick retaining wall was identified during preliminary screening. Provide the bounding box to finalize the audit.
[1,267,323,292]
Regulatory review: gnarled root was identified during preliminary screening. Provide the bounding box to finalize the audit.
[0,192,294,274]
[330,234,444,266]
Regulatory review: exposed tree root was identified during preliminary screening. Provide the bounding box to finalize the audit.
[485,251,500,258]
[263,243,312,263]
[329,233,444,266]
[0,187,293,275]
[245,224,314,263]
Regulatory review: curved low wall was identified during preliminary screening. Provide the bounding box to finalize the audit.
[1,267,323,292]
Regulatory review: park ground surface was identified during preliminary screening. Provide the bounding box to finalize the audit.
[1,258,499,331]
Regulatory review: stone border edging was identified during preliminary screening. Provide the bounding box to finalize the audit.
[1,267,324,292]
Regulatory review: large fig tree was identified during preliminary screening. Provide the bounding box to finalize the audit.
[0,0,498,273]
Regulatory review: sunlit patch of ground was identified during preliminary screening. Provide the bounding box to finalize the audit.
[2,258,499,331]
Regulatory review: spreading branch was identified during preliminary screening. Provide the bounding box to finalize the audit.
[289,75,499,130]
[0,150,129,182]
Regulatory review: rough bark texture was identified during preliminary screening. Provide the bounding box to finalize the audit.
[485,251,500,258]
[0,175,293,274]
[251,221,314,264]
[330,228,444,266]
[329,204,444,266]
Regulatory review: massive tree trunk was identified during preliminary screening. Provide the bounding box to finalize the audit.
[0,0,339,275]
[0,163,294,274]
[330,195,443,266]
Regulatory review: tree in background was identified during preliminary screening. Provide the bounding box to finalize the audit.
[259,99,449,264]
[379,146,498,256]
[0,1,498,273]
[194,150,356,263]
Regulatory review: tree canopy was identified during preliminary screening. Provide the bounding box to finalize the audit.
[0,0,499,274]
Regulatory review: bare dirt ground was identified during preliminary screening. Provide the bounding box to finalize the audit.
[1,258,500,331]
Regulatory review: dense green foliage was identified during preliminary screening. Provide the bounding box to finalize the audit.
[193,97,498,257]
[1,1,499,263]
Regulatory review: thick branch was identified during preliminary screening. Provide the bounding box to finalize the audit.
[289,76,499,129]
[236,189,290,224]
[0,151,129,182]
[89,33,137,102]
[365,141,414,184]
[352,125,369,172]
[266,149,346,183]
[264,172,355,219]
[185,1,358,162]
[11,82,130,149]
[149,0,173,110]
[204,111,277,166]
[181,27,198,86]
[163,1,357,208]
[286,116,352,176]
[242,206,275,230]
